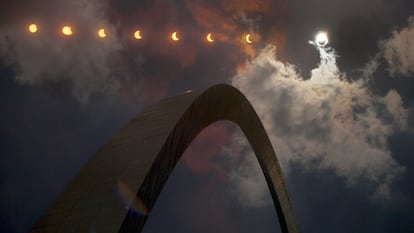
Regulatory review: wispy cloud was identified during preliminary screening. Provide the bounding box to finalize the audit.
[228,37,411,206]
[381,16,414,76]
[0,0,122,103]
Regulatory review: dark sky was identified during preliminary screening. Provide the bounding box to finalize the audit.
[1,0,414,232]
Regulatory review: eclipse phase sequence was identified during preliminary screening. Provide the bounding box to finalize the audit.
[25,23,259,44]
[25,22,330,47]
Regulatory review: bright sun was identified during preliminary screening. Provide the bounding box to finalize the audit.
[134,30,142,40]
[315,32,329,47]
[28,24,38,33]
[62,26,73,36]
[98,28,106,38]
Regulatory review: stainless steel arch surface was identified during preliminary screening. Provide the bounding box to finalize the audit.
[30,84,300,233]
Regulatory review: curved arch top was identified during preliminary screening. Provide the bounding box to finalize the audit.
[30,84,300,233]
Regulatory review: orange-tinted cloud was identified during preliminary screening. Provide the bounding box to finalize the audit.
[1,0,290,104]
[182,122,231,178]
[221,0,273,14]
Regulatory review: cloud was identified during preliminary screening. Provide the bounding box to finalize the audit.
[225,133,271,208]
[383,89,409,129]
[227,43,410,206]
[183,122,230,175]
[0,0,290,104]
[381,16,414,76]
[0,0,122,103]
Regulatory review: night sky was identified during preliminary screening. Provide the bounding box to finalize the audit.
[1,0,414,232]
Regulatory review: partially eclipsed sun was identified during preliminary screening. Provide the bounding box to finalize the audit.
[245,34,253,44]
[28,24,38,33]
[62,26,73,36]
[98,28,106,38]
[134,30,142,40]
[206,33,214,42]
[171,32,179,41]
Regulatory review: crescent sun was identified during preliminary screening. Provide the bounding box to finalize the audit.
[134,30,142,40]
[206,33,214,42]
[98,28,106,38]
[172,32,179,41]
[245,34,253,44]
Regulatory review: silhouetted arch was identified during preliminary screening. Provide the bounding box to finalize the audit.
[30,84,299,233]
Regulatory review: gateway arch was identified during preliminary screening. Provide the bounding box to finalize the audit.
[29,84,300,233]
